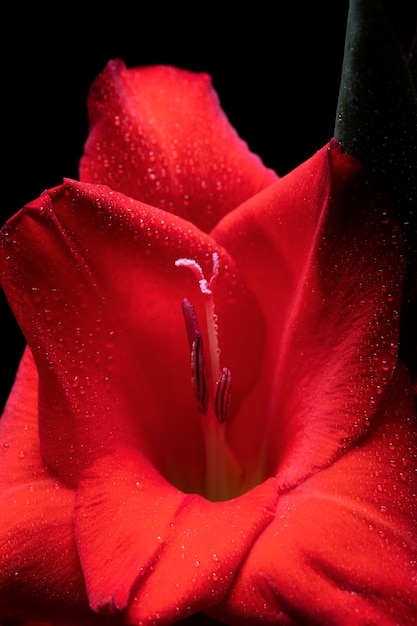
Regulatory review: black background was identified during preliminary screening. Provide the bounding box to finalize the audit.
[1,1,407,409]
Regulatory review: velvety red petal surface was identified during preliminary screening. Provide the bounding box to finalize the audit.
[0,180,264,491]
[1,137,415,624]
[0,180,275,620]
[76,451,277,620]
[0,350,274,625]
[79,60,278,233]
[212,140,406,489]
[208,364,417,625]
[0,349,121,626]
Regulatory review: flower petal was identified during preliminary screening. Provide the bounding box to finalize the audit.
[75,450,278,620]
[79,59,278,232]
[0,350,253,624]
[208,364,417,625]
[0,349,116,626]
[0,347,39,485]
[212,140,405,488]
[0,179,264,493]
[0,179,276,620]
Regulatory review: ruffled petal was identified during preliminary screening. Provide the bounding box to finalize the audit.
[208,364,417,625]
[75,450,278,620]
[0,179,265,493]
[0,179,278,621]
[79,59,278,233]
[0,350,118,626]
[2,137,412,625]
[212,140,404,488]
[0,347,39,485]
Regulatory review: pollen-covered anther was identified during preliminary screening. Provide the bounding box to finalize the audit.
[175,252,219,296]
[215,367,232,424]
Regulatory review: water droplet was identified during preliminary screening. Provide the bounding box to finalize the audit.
[211,572,219,581]
[194,560,200,568]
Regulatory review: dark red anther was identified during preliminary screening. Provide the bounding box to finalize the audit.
[181,298,208,414]
[215,367,232,424]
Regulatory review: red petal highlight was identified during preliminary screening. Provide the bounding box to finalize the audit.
[79,60,278,232]
[0,348,39,486]
[0,350,116,626]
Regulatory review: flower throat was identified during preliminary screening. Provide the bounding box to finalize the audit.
[175,253,241,501]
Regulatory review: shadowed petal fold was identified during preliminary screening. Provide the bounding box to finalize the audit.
[76,452,278,621]
[208,364,417,625]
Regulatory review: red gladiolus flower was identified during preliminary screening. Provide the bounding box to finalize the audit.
[0,60,416,625]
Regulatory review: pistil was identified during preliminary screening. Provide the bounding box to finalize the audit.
[175,253,241,500]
